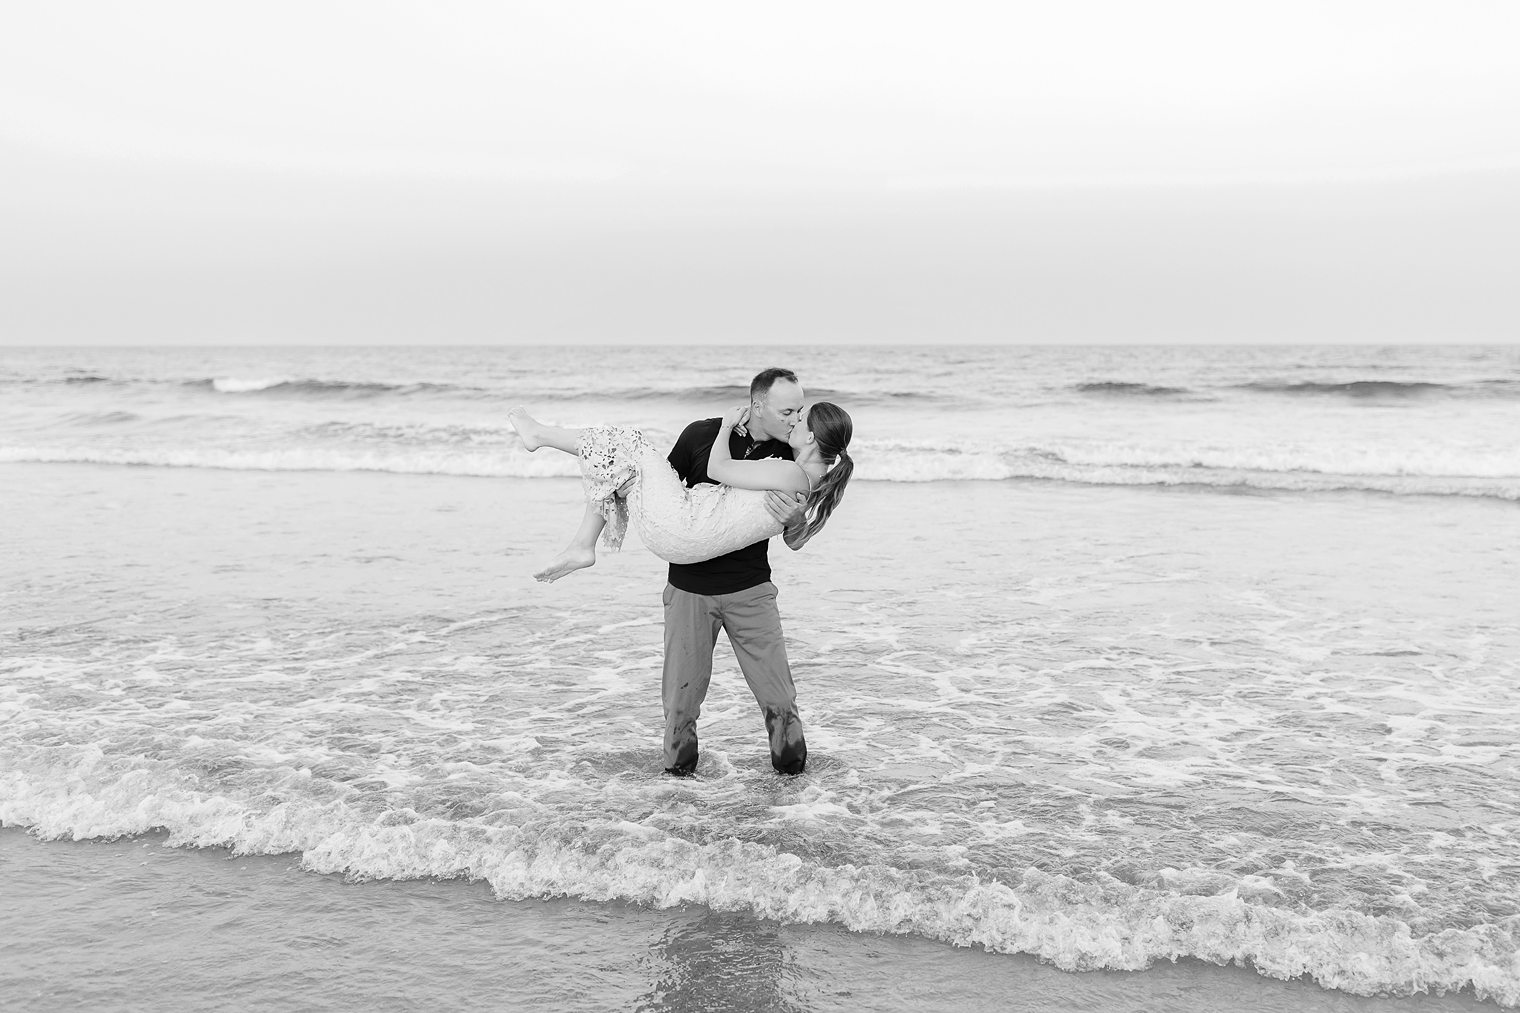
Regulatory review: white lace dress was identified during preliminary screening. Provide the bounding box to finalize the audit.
[579,425,786,564]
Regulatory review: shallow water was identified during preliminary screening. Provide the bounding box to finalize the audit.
[4,460,1517,1006]
[4,344,1519,1007]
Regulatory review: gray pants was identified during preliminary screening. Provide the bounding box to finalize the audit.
[661,581,807,775]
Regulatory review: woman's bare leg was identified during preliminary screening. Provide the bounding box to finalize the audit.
[509,406,583,455]
[534,502,606,582]
[510,406,606,581]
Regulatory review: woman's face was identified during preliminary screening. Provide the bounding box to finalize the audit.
[787,406,813,453]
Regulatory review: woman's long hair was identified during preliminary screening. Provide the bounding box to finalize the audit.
[799,401,853,545]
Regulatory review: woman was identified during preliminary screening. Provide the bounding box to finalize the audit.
[508,402,854,582]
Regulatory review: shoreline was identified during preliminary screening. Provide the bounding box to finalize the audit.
[3,826,1503,1013]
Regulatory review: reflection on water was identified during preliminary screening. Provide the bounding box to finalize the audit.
[637,911,806,1013]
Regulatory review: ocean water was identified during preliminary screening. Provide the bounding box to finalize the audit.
[2,344,1518,1010]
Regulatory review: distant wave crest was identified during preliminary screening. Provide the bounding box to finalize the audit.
[195,378,461,398]
[1235,379,1498,399]
[9,372,961,410]
[1074,382,1198,398]
[4,439,1518,500]
[1054,377,1520,402]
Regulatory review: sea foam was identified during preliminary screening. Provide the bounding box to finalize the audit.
[5,441,1517,500]
[2,754,1515,1007]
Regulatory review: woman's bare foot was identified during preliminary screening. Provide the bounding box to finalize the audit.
[533,546,596,583]
[508,406,544,452]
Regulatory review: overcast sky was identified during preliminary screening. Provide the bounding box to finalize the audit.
[4,1,1518,345]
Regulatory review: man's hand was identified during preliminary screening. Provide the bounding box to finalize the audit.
[765,490,808,549]
[764,489,805,527]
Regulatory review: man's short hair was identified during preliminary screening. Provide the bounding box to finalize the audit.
[750,367,799,402]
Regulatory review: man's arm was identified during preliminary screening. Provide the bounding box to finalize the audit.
[766,491,810,550]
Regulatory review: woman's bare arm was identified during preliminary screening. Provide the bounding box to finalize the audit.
[708,408,811,494]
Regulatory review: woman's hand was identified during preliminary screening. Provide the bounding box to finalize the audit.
[721,404,751,431]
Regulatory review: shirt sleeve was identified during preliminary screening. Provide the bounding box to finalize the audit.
[667,425,692,478]
[668,419,715,485]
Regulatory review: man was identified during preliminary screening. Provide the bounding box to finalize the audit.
[661,367,810,776]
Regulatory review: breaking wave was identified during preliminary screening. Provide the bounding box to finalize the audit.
[2,752,1515,1006]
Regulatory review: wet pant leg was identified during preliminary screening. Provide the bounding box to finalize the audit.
[721,582,807,775]
[661,581,808,775]
[662,583,722,774]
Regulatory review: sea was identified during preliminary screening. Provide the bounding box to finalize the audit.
[2,343,1517,1012]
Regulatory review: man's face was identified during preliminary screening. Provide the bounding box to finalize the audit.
[750,379,805,442]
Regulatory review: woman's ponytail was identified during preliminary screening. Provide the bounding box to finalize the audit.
[798,403,854,544]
